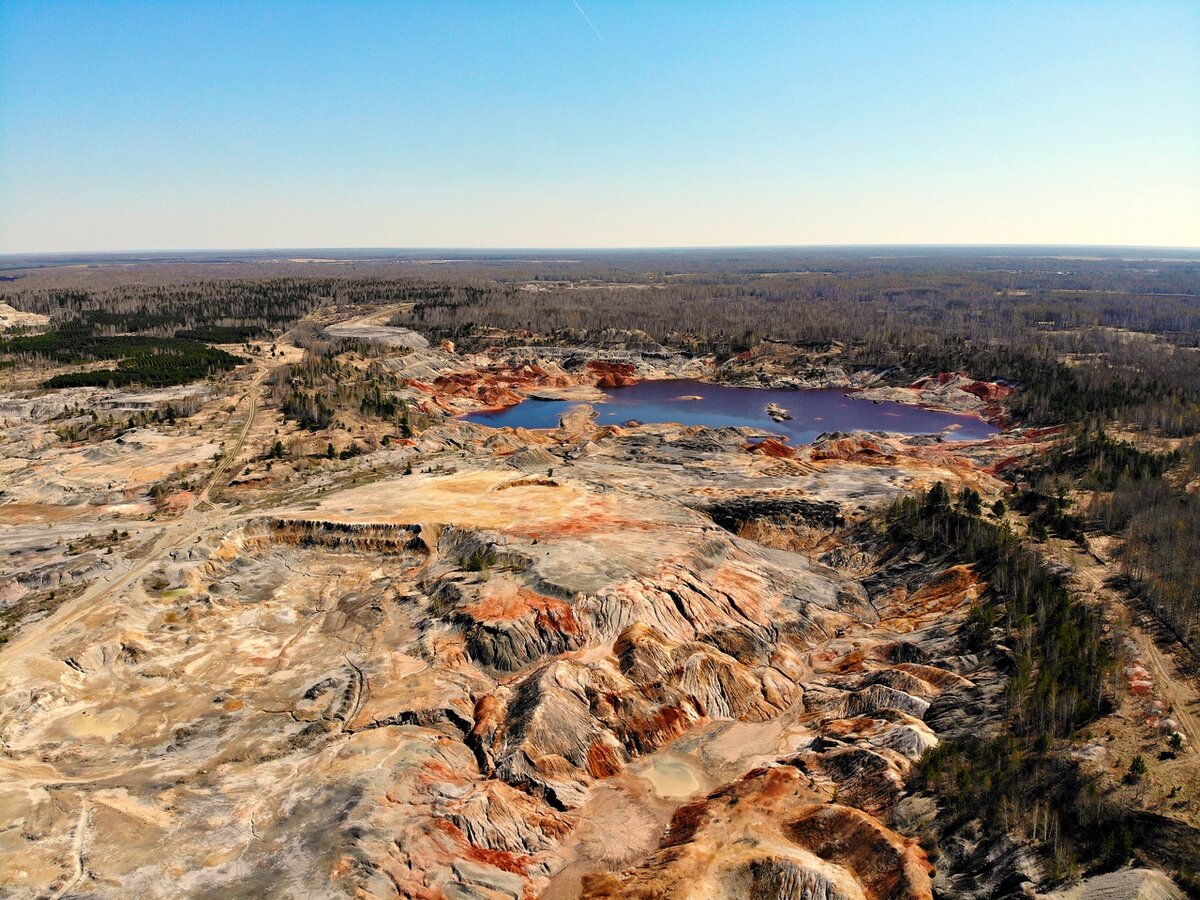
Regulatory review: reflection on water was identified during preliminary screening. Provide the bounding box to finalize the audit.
[463,378,1000,443]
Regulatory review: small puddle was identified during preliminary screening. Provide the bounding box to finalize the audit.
[637,753,702,800]
[61,706,137,740]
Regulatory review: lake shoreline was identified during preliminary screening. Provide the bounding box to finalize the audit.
[461,378,1002,443]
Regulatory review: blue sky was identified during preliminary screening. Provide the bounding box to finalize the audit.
[1,1,1197,251]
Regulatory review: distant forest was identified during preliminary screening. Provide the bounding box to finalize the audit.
[387,277,1200,434]
[2,254,1198,428]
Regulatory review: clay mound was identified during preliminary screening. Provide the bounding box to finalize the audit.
[891,371,1013,421]
[847,683,931,718]
[673,640,797,722]
[583,767,932,900]
[585,360,639,388]
[431,373,527,410]
[485,428,555,453]
[1046,867,1187,900]
[746,437,795,458]
[853,667,939,698]
[614,621,675,682]
[911,371,965,389]
[812,745,908,814]
[507,446,558,472]
[900,565,980,613]
[787,803,935,900]
[811,435,890,462]
[959,379,1014,405]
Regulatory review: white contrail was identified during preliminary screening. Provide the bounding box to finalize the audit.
[570,0,606,44]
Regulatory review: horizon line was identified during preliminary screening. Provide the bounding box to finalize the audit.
[4,242,1200,259]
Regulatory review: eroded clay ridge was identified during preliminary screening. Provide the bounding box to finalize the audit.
[0,402,1018,899]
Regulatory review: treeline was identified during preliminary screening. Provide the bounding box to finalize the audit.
[6,281,327,337]
[3,265,1196,430]
[380,273,1200,434]
[1003,429,1181,546]
[887,485,1128,878]
[381,271,1200,348]
[1031,428,1179,491]
[52,396,204,443]
[174,325,267,343]
[2,278,460,340]
[0,281,340,389]
[0,320,242,388]
[1119,490,1200,648]
[1086,441,1200,650]
[266,344,419,434]
[846,338,1200,435]
[1004,427,1200,652]
[888,484,1113,738]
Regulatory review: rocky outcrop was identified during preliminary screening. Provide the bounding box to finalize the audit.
[766,401,793,422]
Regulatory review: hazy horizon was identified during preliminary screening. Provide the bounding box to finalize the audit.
[2,1,1198,253]
[4,243,1200,263]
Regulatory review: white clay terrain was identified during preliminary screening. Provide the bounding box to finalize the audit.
[0,312,1194,900]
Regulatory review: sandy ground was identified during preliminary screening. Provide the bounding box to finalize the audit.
[0,330,1193,898]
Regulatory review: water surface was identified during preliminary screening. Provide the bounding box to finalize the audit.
[463,379,999,443]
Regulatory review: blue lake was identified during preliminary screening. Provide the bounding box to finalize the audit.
[462,379,1000,443]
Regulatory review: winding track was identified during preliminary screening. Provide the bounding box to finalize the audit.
[1059,540,1200,753]
[197,367,265,509]
[47,801,88,900]
[1130,608,1200,750]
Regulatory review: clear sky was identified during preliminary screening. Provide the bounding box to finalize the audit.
[1,1,1198,252]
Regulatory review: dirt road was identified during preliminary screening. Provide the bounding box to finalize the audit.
[1058,539,1199,752]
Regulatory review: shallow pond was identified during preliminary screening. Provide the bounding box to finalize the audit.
[463,378,1000,443]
